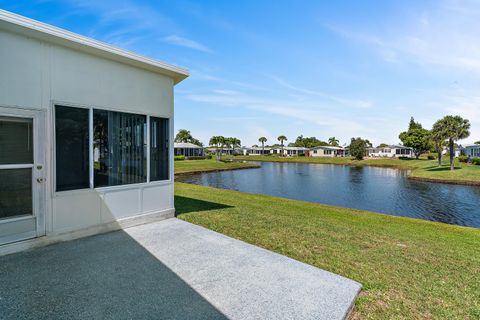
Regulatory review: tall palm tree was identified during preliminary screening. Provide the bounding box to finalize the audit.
[228,137,241,156]
[432,115,470,170]
[277,135,287,156]
[430,129,447,167]
[209,136,220,161]
[328,137,339,146]
[258,137,267,155]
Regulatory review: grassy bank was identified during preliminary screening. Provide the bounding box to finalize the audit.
[175,182,480,319]
[235,155,480,185]
[174,159,259,175]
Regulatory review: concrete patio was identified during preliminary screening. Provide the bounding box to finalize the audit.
[0,218,361,320]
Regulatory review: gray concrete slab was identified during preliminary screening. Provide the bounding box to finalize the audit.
[0,218,361,320]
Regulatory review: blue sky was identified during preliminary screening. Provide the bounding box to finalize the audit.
[4,0,480,146]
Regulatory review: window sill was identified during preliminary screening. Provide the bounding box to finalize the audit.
[54,179,172,197]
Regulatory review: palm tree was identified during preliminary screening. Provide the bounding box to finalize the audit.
[328,137,339,146]
[209,136,220,161]
[228,137,241,156]
[175,129,193,143]
[277,135,287,156]
[432,116,470,170]
[258,137,267,155]
[430,126,448,167]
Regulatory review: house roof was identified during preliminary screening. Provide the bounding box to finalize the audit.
[311,146,344,150]
[0,10,189,84]
[368,145,413,150]
[463,144,480,148]
[174,142,203,149]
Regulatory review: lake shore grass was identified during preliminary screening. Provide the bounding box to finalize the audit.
[175,182,480,319]
[234,155,480,185]
[174,158,259,175]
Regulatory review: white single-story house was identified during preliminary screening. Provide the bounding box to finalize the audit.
[0,10,188,250]
[271,147,309,156]
[367,145,414,158]
[242,146,271,156]
[462,144,480,158]
[309,146,346,157]
[174,142,204,157]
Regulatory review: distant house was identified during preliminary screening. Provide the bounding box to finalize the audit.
[309,146,346,157]
[367,145,414,158]
[462,144,480,159]
[174,142,204,157]
[243,147,271,156]
[271,146,309,156]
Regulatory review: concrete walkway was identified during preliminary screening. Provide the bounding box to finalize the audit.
[0,219,361,320]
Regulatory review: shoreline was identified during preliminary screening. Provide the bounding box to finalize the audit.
[234,156,480,187]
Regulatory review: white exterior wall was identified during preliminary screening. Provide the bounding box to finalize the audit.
[0,28,175,237]
[310,149,336,158]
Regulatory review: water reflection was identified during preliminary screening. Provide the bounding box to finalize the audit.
[177,162,480,228]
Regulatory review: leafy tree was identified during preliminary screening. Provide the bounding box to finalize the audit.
[277,135,287,156]
[408,116,423,130]
[175,129,193,143]
[258,137,267,154]
[431,115,470,170]
[430,129,447,167]
[175,129,203,146]
[475,140,480,145]
[399,128,431,159]
[377,143,389,148]
[328,137,340,146]
[349,137,369,160]
[228,137,241,155]
[292,135,328,148]
[209,136,226,161]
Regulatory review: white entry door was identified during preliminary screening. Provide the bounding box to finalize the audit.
[0,107,46,245]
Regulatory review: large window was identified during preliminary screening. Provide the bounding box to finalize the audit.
[55,106,90,191]
[150,117,169,181]
[93,110,147,187]
[54,105,170,191]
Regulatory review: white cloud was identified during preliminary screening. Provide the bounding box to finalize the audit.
[270,76,373,109]
[163,35,212,53]
[327,0,480,73]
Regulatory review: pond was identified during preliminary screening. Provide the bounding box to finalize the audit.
[177,161,480,228]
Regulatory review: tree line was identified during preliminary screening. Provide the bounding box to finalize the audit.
[349,115,472,171]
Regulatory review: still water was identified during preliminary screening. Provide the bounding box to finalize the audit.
[177,161,480,228]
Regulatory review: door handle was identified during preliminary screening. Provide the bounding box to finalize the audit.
[37,178,45,183]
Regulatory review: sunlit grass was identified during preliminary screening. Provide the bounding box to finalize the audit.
[176,182,480,319]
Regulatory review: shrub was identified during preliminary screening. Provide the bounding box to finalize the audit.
[174,155,185,161]
[427,155,436,160]
[185,156,208,160]
[472,158,480,166]
[458,155,469,163]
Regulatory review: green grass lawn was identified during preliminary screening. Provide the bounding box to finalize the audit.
[235,155,480,185]
[174,159,259,175]
[175,182,480,320]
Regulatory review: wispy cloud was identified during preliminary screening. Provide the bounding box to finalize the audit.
[163,35,212,53]
[326,0,480,73]
[270,76,373,108]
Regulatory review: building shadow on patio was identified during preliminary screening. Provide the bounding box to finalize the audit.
[0,229,228,320]
[175,195,233,215]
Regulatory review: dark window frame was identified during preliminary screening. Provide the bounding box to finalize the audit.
[54,104,171,192]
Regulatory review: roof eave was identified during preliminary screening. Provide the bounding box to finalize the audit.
[0,10,189,84]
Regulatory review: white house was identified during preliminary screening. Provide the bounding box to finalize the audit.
[271,146,309,156]
[242,146,271,156]
[309,146,346,157]
[367,145,414,158]
[462,144,480,158]
[174,142,204,157]
[0,10,188,250]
